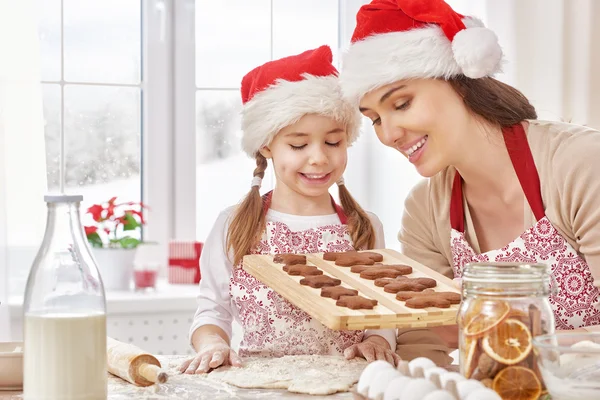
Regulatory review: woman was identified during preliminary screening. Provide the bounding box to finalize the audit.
[339,0,600,333]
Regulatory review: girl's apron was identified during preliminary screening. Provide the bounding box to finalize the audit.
[230,192,364,357]
[450,123,600,329]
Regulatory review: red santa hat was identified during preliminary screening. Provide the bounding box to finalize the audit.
[339,0,503,103]
[241,45,361,157]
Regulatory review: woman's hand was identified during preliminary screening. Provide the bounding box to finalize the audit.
[179,334,243,374]
[344,335,401,366]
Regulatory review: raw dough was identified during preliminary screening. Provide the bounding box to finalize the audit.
[206,355,367,395]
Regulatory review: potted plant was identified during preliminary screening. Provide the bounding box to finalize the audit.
[84,197,147,291]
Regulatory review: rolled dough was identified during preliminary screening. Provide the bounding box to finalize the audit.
[206,355,367,395]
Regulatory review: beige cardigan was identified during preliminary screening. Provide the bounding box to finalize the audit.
[395,120,600,357]
[398,120,600,286]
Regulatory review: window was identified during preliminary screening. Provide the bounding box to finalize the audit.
[4,0,144,295]
[39,0,142,210]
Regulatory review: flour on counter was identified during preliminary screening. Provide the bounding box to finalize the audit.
[205,355,367,395]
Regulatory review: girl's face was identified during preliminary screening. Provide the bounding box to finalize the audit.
[358,79,473,178]
[260,114,348,200]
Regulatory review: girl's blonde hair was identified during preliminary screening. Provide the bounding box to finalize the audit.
[226,154,376,266]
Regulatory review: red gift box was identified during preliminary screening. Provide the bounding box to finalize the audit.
[168,241,203,284]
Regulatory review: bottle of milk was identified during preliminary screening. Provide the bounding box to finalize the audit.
[23,195,107,400]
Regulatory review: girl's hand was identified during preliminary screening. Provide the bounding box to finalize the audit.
[344,335,401,366]
[179,335,243,374]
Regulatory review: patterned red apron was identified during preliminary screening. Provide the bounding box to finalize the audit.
[230,192,364,357]
[450,123,600,330]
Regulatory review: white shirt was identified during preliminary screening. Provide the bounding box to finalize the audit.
[189,206,397,352]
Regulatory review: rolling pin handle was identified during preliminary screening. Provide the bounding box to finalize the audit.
[138,363,169,384]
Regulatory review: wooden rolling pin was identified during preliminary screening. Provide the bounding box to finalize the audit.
[106,337,169,386]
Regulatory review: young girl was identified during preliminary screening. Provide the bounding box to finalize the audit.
[181,46,399,375]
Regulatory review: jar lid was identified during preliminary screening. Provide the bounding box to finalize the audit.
[462,262,553,296]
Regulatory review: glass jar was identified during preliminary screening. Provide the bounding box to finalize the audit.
[23,195,107,400]
[458,262,555,397]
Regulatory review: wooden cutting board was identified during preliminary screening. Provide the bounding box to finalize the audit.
[242,249,459,330]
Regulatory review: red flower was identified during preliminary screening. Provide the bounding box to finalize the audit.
[106,197,118,218]
[131,210,145,224]
[84,226,98,235]
[87,204,104,222]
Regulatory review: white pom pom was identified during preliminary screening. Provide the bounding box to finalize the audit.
[452,27,502,79]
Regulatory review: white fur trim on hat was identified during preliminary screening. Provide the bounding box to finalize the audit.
[339,17,503,104]
[241,74,361,157]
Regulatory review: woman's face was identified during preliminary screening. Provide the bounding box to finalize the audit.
[358,79,473,177]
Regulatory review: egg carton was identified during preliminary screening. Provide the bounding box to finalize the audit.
[352,357,501,400]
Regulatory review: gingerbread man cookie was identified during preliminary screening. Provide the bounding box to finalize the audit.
[336,295,378,310]
[323,251,384,266]
[350,264,412,275]
[273,253,306,265]
[283,264,323,276]
[359,267,409,280]
[320,286,359,300]
[396,290,461,303]
[383,281,428,293]
[394,288,436,300]
[375,276,437,289]
[299,275,341,288]
[404,292,461,309]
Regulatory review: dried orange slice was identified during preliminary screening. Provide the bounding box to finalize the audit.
[463,337,479,378]
[492,366,542,400]
[482,318,532,365]
[464,300,510,338]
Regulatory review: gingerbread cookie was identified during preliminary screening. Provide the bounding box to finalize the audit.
[299,275,341,288]
[273,253,306,265]
[360,267,409,280]
[383,281,428,293]
[320,286,359,300]
[396,290,461,303]
[283,264,323,276]
[404,292,461,309]
[323,251,384,266]
[350,264,412,275]
[323,252,340,261]
[394,288,436,300]
[375,276,437,288]
[405,295,452,309]
[336,295,378,310]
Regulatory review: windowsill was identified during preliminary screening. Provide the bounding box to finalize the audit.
[9,279,199,317]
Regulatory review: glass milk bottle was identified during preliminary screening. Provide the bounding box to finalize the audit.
[23,195,107,400]
[457,262,555,398]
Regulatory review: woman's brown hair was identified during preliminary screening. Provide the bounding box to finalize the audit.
[226,155,377,266]
[447,75,537,126]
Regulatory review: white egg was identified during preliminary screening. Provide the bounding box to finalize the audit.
[423,390,457,400]
[368,369,402,400]
[464,388,502,400]
[409,357,437,375]
[439,371,466,387]
[400,378,438,400]
[424,367,449,379]
[357,360,395,395]
[383,375,412,400]
[456,379,484,399]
